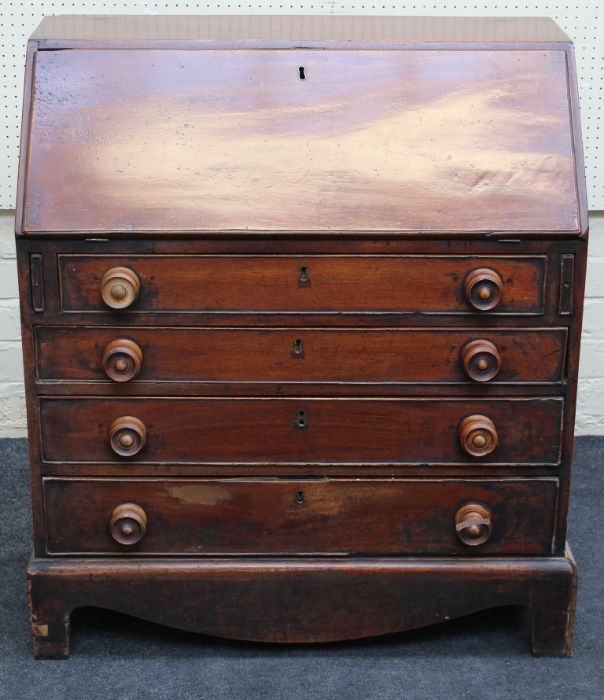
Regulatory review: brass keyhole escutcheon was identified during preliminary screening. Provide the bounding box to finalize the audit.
[293,338,304,356]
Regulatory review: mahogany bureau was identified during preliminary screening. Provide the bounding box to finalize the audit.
[16,15,587,658]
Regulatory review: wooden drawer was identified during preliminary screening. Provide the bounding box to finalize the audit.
[43,477,558,556]
[35,326,567,386]
[39,397,563,465]
[58,255,546,315]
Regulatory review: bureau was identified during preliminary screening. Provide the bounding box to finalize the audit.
[17,15,587,658]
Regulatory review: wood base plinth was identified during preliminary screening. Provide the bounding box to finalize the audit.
[27,548,577,659]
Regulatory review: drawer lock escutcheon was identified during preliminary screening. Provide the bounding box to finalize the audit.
[298,265,310,284]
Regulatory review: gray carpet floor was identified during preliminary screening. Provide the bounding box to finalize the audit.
[0,437,602,699]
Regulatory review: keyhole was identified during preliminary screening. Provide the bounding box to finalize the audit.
[299,265,310,283]
[293,338,304,355]
[299,66,306,80]
[296,490,305,505]
[297,410,307,428]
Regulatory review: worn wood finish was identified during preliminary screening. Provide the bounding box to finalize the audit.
[27,551,577,658]
[35,326,567,385]
[22,48,579,235]
[59,255,546,315]
[39,397,563,465]
[17,238,575,328]
[42,477,558,556]
[17,16,587,658]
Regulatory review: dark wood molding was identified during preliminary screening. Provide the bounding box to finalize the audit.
[27,550,577,658]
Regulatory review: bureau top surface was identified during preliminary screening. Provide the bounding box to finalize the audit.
[18,15,586,237]
[31,15,571,45]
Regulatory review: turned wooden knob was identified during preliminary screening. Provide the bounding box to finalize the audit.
[455,503,492,546]
[110,503,147,546]
[462,339,501,382]
[101,267,140,309]
[109,416,147,457]
[103,339,143,382]
[465,268,503,311]
[459,414,498,457]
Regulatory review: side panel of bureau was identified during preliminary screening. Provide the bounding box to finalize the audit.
[38,397,563,465]
[43,477,559,556]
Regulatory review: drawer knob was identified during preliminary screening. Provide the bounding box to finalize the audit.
[110,503,147,546]
[455,503,492,546]
[459,414,498,457]
[109,416,147,457]
[462,339,501,382]
[103,339,143,382]
[101,267,140,309]
[465,268,503,311]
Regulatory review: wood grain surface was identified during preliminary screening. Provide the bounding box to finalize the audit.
[39,397,563,465]
[35,326,567,385]
[58,255,546,314]
[27,552,577,656]
[42,476,558,555]
[23,48,578,234]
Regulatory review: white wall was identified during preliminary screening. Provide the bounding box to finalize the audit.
[0,212,26,436]
[0,209,602,437]
[577,214,604,434]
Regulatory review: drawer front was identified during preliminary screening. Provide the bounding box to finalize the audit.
[59,255,546,315]
[39,397,563,465]
[43,477,558,556]
[36,326,567,385]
